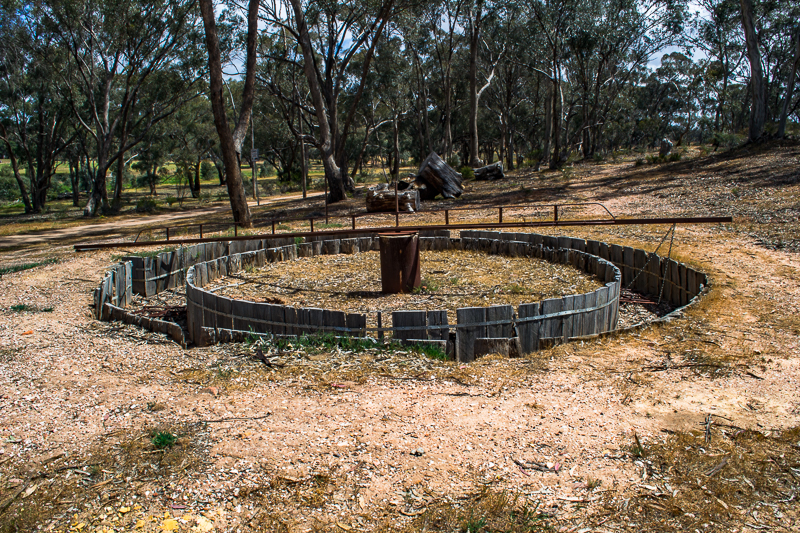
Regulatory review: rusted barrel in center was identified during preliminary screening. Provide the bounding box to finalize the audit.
[378,231,421,294]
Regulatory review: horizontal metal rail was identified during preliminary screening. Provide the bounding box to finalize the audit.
[121,202,618,244]
[74,216,732,251]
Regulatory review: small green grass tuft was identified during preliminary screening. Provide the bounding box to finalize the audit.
[151,431,178,449]
[10,304,53,313]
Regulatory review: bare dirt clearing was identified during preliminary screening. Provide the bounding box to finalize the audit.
[0,144,798,532]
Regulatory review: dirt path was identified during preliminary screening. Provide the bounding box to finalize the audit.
[0,191,325,250]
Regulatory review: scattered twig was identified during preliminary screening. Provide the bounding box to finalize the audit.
[198,414,272,424]
[704,457,729,477]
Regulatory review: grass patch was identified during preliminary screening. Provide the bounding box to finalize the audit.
[381,487,552,532]
[9,304,53,313]
[316,222,345,229]
[150,431,178,449]
[595,425,800,531]
[112,246,176,261]
[0,258,58,277]
[414,277,440,294]
[0,423,204,532]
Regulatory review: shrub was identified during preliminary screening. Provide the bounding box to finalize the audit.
[135,197,159,213]
[459,166,475,180]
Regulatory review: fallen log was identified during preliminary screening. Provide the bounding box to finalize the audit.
[474,161,504,181]
[366,183,420,213]
[417,152,463,199]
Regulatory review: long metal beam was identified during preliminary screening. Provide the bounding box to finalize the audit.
[73,216,732,251]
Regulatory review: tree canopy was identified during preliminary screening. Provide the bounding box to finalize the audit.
[0,0,798,220]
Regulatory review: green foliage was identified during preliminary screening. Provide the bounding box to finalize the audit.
[0,165,21,202]
[414,278,440,294]
[459,166,475,180]
[10,304,53,312]
[135,197,159,213]
[151,431,178,449]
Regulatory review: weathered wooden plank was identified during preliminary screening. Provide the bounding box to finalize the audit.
[561,295,576,341]
[269,304,285,335]
[599,242,610,261]
[323,309,347,335]
[582,291,597,336]
[123,262,133,307]
[322,240,341,255]
[634,249,649,294]
[622,246,634,286]
[456,307,486,363]
[392,310,427,341]
[346,313,366,336]
[679,264,688,306]
[486,305,514,338]
[594,287,609,333]
[646,255,660,296]
[283,306,297,336]
[517,302,540,355]
[306,308,324,335]
[687,268,697,298]
[586,240,601,257]
[427,310,449,341]
[570,293,585,339]
[540,298,563,341]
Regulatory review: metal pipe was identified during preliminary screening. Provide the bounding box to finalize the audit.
[166,227,170,241]
[199,224,203,239]
[499,207,503,224]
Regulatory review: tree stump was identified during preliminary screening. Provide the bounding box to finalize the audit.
[474,162,504,180]
[417,152,464,199]
[366,184,420,212]
[659,138,673,158]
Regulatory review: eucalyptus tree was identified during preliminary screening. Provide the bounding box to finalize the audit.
[0,2,74,213]
[46,0,205,216]
[199,0,257,227]
[689,0,745,133]
[260,0,397,203]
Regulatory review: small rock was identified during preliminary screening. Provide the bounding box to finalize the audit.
[410,447,425,456]
[202,387,219,397]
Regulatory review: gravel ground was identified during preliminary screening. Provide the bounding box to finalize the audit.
[0,144,798,532]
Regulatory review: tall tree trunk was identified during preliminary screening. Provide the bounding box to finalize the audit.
[741,0,766,142]
[443,70,453,160]
[540,81,552,170]
[467,0,484,168]
[192,156,201,197]
[550,74,562,170]
[113,148,125,210]
[199,0,254,227]
[392,113,400,180]
[69,159,80,207]
[778,25,800,138]
[288,0,346,202]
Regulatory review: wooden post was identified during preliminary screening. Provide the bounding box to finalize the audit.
[499,206,503,224]
[554,205,558,222]
[445,209,449,226]
[199,224,203,238]
[378,232,421,293]
[272,220,276,234]
[395,178,399,227]
[166,227,170,241]
[310,218,314,233]
[351,215,356,230]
